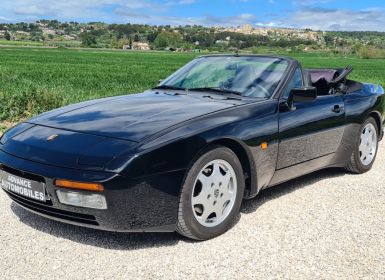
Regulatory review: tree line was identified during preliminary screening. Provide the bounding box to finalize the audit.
[1,20,385,53]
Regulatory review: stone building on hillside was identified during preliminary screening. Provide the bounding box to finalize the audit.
[123,42,150,51]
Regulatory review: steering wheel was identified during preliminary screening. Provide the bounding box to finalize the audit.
[243,83,270,98]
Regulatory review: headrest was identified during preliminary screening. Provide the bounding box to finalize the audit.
[307,69,339,84]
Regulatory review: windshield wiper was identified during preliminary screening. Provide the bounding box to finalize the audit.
[153,85,243,98]
[152,85,186,91]
[188,87,242,96]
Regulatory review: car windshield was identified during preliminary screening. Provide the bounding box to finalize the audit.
[159,56,289,98]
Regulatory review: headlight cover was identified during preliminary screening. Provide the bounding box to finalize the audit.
[56,190,107,210]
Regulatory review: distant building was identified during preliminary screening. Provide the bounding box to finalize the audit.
[240,24,253,34]
[63,35,76,40]
[15,31,29,35]
[42,28,56,35]
[218,24,321,42]
[123,42,150,51]
[37,22,47,28]
[133,42,150,50]
[215,40,229,45]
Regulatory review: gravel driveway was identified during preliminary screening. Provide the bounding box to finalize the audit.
[1,141,384,280]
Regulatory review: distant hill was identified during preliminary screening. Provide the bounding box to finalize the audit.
[1,20,385,54]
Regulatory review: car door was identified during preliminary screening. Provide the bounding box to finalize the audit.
[277,67,346,170]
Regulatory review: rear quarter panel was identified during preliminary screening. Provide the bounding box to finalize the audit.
[339,84,385,163]
[344,84,384,124]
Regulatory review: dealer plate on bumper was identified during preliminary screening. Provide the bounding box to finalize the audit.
[0,170,47,202]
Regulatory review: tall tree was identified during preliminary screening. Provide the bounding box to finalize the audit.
[81,33,97,47]
[4,31,11,41]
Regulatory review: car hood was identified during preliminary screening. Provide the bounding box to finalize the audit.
[0,124,137,171]
[26,91,247,142]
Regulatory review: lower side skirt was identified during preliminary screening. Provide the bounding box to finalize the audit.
[268,153,341,187]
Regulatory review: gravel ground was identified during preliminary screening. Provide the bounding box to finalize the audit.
[1,142,384,280]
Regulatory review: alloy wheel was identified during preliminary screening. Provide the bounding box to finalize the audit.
[191,159,237,227]
[359,123,377,166]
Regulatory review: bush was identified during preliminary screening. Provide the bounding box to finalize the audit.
[4,31,11,41]
[81,33,97,48]
[0,88,67,121]
[357,45,385,59]
[153,32,183,49]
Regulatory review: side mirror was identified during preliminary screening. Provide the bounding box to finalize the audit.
[291,86,317,103]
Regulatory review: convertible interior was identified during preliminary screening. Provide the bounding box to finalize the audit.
[223,63,363,98]
[304,67,363,96]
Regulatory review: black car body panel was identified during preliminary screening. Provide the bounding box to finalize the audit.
[0,55,384,232]
[1,125,137,170]
[26,91,247,142]
[0,151,182,231]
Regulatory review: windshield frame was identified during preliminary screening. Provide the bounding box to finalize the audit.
[158,55,295,100]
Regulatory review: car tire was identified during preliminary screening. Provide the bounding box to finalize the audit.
[176,146,245,240]
[345,117,379,174]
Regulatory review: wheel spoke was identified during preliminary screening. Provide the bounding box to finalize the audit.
[359,141,366,152]
[197,172,211,187]
[221,172,232,189]
[367,132,373,144]
[193,172,213,206]
[212,200,225,216]
[360,153,366,162]
[211,163,223,181]
[363,133,369,143]
[200,205,214,222]
[360,146,367,160]
[221,190,232,203]
[192,191,208,205]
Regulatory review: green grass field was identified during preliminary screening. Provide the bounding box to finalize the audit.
[0,40,45,47]
[0,47,384,123]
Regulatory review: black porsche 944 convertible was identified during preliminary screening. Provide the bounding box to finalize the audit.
[1,55,384,240]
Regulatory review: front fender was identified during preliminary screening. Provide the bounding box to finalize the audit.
[108,101,279,198]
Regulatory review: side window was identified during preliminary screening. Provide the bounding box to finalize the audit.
[282,68,303,98]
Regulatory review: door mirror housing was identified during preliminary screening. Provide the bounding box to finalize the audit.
[291,86,317,103]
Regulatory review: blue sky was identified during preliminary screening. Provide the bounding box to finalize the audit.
[1,0,385,31]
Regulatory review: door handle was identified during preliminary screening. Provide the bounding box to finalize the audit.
[332,105,344,113]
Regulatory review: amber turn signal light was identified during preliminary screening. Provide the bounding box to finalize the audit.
[54,179,104,192]
[261,142,268,150]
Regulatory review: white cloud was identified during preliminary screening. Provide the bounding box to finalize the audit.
[1,0,385,32]
[176,0,196,4]
[293,0,331,5]
[0,0,196,22]
[115,10,257,26]
[283,7,385,31]
[256,21,279,27]
[2,0,121,20]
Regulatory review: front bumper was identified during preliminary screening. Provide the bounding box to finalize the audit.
[0,150,185,232]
